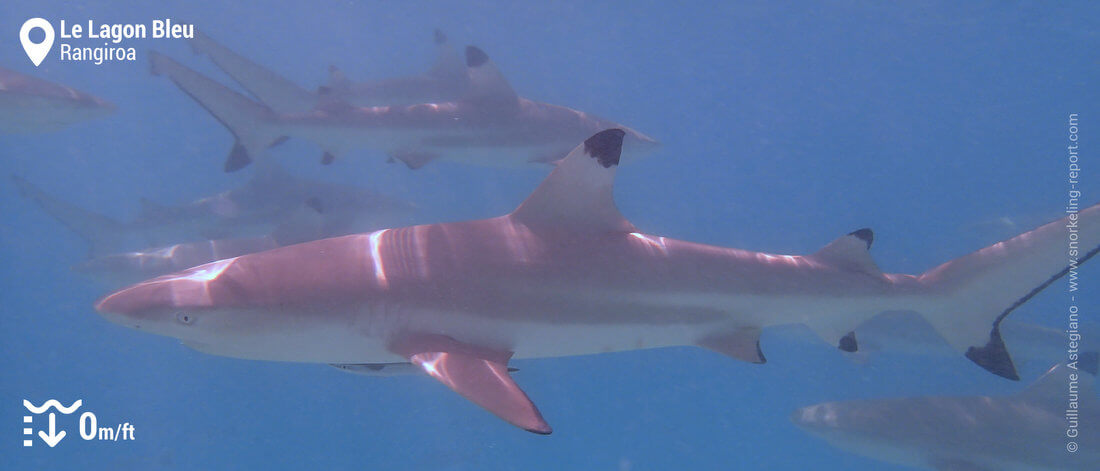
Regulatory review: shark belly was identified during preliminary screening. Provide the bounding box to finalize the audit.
[176,278,930,364]
[179,297,725,363]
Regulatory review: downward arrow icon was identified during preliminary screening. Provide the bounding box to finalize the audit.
[38,413,65,447]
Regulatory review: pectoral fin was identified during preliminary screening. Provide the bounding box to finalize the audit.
[390,334,551,434]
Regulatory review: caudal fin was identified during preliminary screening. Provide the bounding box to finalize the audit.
[149,51,282,172]
[189,30,317,113]
[919,203,1100,380]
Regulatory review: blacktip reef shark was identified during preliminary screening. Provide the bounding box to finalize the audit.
[96,130,1100,434]
[12,161,414,257]
[149,45,658,171]
[792,364,1098,470]
[189,29,469,113]
[0,66,115,133]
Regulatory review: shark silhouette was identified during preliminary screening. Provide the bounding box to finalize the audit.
[793,364,1098,470]
[0,66,115,133]
[149,45,658,171]
[188,29,469,112]
[96,130,1100,434]
[13,161,413,258]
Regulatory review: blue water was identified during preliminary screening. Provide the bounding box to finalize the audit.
[2,1,1097,469]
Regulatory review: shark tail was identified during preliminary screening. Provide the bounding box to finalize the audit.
[11,175,129,256]
[149,51,282,172]
[918,203,1100,380]
[188,30,317,114]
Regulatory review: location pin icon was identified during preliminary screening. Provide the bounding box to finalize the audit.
[20,18,55,67]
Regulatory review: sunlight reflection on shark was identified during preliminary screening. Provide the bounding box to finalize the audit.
[96,130,1100,434]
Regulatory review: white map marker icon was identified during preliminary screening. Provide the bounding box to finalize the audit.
[20,18,55,67]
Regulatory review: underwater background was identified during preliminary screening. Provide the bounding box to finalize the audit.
[2,1,1098,469]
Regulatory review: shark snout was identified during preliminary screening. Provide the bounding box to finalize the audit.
[95,282,169,319]
[95,279,213,339]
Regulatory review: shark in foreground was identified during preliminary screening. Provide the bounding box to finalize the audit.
[0,66,115,133]
[149,46,658,171]
[188,29,469,113]
[13,161,413,258]
[96,130,1100,434]
[792,364,1098,470]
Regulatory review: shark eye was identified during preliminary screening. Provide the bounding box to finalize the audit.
[175,312,194,325]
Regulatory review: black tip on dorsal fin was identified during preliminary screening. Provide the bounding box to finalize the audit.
[848,228,873,249]
[225,143,252,172]
[583,129,626,168]
[466,46,489,67]
[321,152,335,165]
[965,326,1019,380]
[305,197,324,214]
[434,29,447,45]
[838,331,858,352]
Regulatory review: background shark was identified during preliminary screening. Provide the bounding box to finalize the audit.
[13,161,414,257]
[189,29,469,112]
[95,130,1100,434]
[72,235,280,287]
[792,364,1098,470]
[149,46,658,171]
[0,66,115,133]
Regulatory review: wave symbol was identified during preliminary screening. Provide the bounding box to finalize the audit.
[23,399,82,414]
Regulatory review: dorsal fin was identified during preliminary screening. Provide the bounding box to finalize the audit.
[1020,364,1095,402]
[317,65,352,105]
[811,228,881,275]
[511,129,635,233]
[463,46,518,109]
[427,29,465,81]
